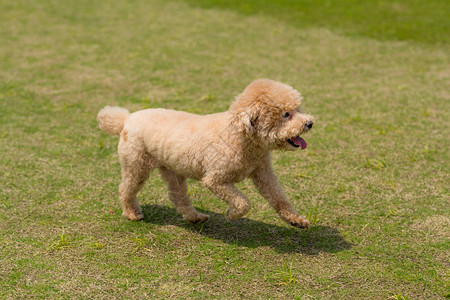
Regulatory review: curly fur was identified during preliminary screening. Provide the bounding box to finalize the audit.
[97,106,129,135]
[97,79,314,228]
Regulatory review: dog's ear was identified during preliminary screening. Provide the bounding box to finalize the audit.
[229,87,261,134]
[234,107,258,134]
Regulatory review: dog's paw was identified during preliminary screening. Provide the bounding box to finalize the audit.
[226,208,248,220]
[122,210,144,221]
[225,203,251,220]
[185,212,210,224]
[225,209,240,220]
[290,217,310,229]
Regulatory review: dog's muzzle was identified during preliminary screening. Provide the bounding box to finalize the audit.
[286,121,313,149]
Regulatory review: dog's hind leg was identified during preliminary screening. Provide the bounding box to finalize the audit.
[118,140,154,221]
[159,167,210,223]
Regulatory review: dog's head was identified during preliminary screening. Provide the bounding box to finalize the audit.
[229,79,314,151]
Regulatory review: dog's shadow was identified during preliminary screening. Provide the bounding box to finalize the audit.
[141,204,351,254]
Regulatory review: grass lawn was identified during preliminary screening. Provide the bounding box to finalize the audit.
[0,0,449,298]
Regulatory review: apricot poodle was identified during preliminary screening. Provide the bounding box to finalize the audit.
[97,79,314,228]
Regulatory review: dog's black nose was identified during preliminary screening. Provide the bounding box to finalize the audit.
[305,121,313,129]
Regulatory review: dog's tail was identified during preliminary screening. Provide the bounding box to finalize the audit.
[97,106,130,135]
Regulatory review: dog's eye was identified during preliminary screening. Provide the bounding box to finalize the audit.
[283,112,290,118]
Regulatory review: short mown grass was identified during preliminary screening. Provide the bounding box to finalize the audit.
[1,0,449,298]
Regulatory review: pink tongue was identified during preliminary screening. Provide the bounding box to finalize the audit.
[291,136,307,149]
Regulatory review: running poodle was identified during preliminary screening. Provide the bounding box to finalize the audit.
[97,79,314,228]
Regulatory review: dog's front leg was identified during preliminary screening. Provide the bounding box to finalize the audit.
[202,179,251,220]
[251,164,310,228]
[159,167,210,223]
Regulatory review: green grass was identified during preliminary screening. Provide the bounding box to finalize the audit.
[0,0,449,298]
[182,0,450,45]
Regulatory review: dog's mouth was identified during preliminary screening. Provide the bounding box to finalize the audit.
[287,136,307,150]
